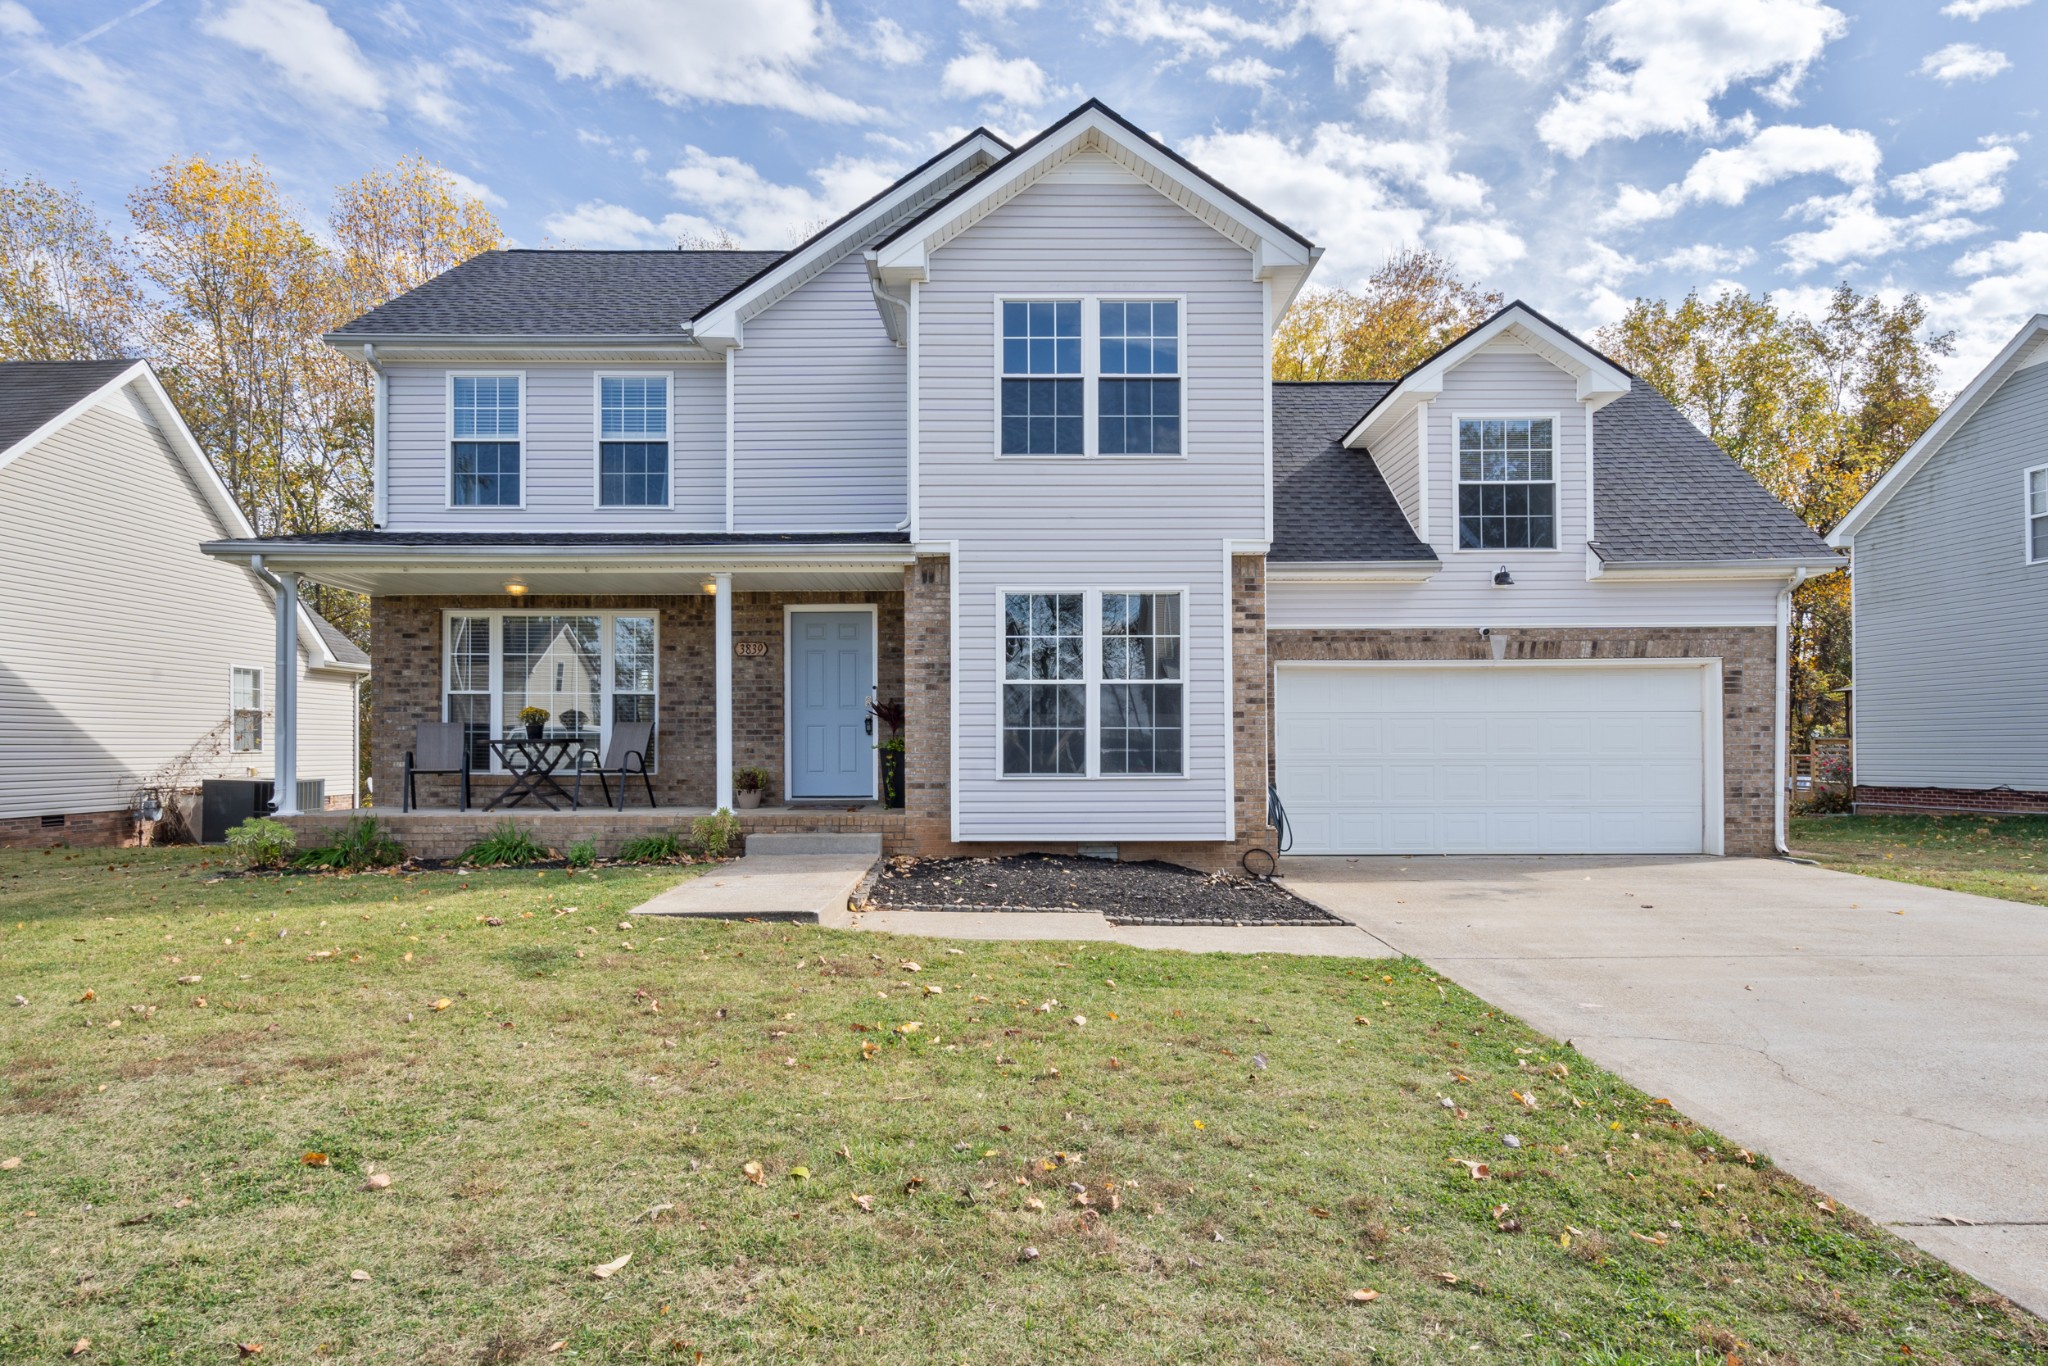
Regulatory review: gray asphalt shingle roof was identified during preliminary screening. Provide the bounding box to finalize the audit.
[0,359,139,456]
[327,250,786,340]
[307,609,369,667]
[1272,382,1433,562]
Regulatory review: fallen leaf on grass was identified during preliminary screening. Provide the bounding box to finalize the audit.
[301,1152,330,1167]
[742,1161,766,1186]
[429,999,452,1012]
[1631,1231,1669,1246]
[1435,1272,1460,1285]
[350,1269,371,1281]
[237,1345,264,1358]
[790,1167,810,1182]
[590,1253,631,1279]
[894,1021,922,1035]
[1019,1245,1039,1262]
[361,1173,393,1191]
[0,1156,20,1170]
[1454,1159,1490,1180]
[1349,1288,1380,1303]
[177,975,201,986]
[70,1339,90,1356]
[1815,1197,1837,1215]
[1024,1196,1045,1212]
[547,1343,567,1354]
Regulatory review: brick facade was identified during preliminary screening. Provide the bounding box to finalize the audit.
[1267,624,1780,857]
[0,808,139,850]
[1854,785,2048,817]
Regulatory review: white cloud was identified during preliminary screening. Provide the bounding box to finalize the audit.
[1601,124,1880,225]
[1890,141,2021,214]
[520,0,868,122]
[959,0,1038,14]
[0,1,37,38]
[1429,220,1525,276]
[1538,0,1848,156]
[1660,243,1758,274]
[202,0,387,110]
[1916,42,2010,83]
[1940,0,2031,18]
[1207,56,1281,87]
[1934,231,2048,380]
[867,17,925,65]
[0,0,174,139]
[1774,139,2021,273]
[1300,0,1566,124]
[941,41,1057,110]
[439,168,505,209]
[663,146,902,246]
[1093,0,1285,59]
[542,200,667,247]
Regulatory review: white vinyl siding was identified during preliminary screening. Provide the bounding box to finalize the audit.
[1853,360,2048,789]
[0,396,357,818]
[384,362,726,531]
[918,150,1265,841]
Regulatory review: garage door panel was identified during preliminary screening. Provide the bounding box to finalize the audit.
[1277,665,1708,856]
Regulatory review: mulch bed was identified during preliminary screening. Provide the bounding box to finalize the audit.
[863,852,1343,927]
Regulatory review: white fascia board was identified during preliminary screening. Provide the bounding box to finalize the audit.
[1267,560,1443,583]
[201,541,919,570]
[1343,304,1631,449]
[321,338,719,364]
[870,107,1315,290]
[1586,556,1842,581]
[693,133,1009,348]
[1829,314,2048,546]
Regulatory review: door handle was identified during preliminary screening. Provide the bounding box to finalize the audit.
[865,714,874,735]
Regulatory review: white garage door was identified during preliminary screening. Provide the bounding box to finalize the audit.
[1275,664,1710,855]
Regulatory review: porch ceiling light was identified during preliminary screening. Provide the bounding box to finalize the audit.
[504,578,529,596]
[702,580,718,595]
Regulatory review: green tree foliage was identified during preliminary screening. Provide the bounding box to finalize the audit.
[1273,249,1502,382]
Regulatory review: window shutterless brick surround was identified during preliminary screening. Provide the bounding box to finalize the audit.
[1266,625,1779,857]
[1854,785,2048,817]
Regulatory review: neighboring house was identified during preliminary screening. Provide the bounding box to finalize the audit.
[0,360,369,848]
[202,99,1834,864]
[1827,314,2048,815]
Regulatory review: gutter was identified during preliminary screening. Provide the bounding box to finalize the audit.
[201,539,917,565]
[1587,554,1844,581]
[1774,567,1815,857]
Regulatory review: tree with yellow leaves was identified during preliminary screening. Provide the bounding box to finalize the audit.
[1273,249,1502,382]
[0,174,143,362]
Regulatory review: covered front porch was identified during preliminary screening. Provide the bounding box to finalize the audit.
[283,802,908,860]
[198,531,923,829]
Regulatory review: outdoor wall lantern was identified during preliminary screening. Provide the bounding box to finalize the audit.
[1493,566,1514,586]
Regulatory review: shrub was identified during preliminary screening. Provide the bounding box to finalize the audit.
[616,832,682,863]
[225,817,296,869]
[733,766,771,794]
[294,817,404,871]
[460,822,550,867]
[566,839,597,870]
[690,808,741,859]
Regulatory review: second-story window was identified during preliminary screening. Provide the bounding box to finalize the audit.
[451,374,522,507]
[598,375,670,507]
[1099,300,1180,455]
[1457,417,1556,549]
[1001,300,1082,455]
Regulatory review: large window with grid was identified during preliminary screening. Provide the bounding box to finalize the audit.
[998,296,1186,458]
[1456,417,1556,549]
[231,667,262,752]
[1098,300,1180,455]
[1099,593,1182,774]
[450,374,522,507]
[1002,592,1085,774]
[597,375,670,507]
[1000,301,1082,455]
[1000,589,1186,778]
[443,612,658,774]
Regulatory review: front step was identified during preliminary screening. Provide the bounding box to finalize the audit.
[743,832,883,857]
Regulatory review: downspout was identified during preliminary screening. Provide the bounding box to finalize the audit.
[362,344,387,528]
[870,274,910,346]
[1774,567,1813,856]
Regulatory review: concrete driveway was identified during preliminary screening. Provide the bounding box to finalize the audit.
[1280,855,2048,1318]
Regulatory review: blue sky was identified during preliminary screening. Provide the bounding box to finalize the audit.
[1,0,2041,381]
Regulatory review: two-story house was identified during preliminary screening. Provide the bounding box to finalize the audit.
[204,99,1835,865]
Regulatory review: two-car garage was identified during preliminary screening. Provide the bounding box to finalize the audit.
[1273,662,1722,856]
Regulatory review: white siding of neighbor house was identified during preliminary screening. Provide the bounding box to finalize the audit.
[0,392,358,819]
[382,361,727,531]
[1852,358,2048,789]
[732,253,908,531]
[1277,337,1783,629]
[917,150,1267,843]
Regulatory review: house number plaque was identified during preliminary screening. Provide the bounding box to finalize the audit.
[734,640,770,658]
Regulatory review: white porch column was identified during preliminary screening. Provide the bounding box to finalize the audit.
[713,572,733,811]
[272,572,301,817]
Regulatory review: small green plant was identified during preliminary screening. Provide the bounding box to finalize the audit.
[690,808,742,859]
[565,838,597,870]
[616,832,683,863]
[225,817,296,869]
[459,822,550,867]
[733,766,771,793]
[293,816,405,871]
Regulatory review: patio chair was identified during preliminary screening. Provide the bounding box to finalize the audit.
[403,721,471,813]
[571,720,656,812]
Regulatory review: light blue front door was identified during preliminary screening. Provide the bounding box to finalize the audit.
[789,611,875,800]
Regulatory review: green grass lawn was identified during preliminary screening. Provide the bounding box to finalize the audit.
[2,848,2040,1363]
[1790,812,2048,907]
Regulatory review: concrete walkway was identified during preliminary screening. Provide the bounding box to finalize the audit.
[842,906,1397,957]
[1280,854,2048,1318]
[630,834,879,922]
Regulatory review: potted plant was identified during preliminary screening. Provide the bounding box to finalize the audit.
[519,706,550,741]
[868,698,906,810]
[733,766,770,809]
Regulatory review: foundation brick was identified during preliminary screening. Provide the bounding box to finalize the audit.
[0,808,139,850]
[1854,785,2048,816]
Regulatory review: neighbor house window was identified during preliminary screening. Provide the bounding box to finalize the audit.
[1099,593,1182,774]
[443,612,657,773]
[1002,592,1085,774]
[1099,300,1180,455]
[2029,467,2048,563]
[1457,417,1555,549]
[598,375,669,507]
[1000,301,1082,455]
[450,374,522,507]
[231,667,262,752]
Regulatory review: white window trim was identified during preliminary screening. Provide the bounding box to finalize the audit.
[2026,464,2048,565]
[445,370,527,511]
[1449,411,1564,554]
[590,370,678,511]
[231,666,263,753]
[995,586,1190,780]
[440,609,660,775]
[991,294,1189,461]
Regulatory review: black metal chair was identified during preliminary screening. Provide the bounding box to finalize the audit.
[403,721,471,812]
[572,720,656,811]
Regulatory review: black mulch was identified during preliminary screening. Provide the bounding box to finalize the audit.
[863,853,1343,927]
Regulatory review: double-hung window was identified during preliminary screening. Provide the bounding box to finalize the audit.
[231,667,262,752]
[999,296,1184,457]
[598,375,670,507]
[1457,417,1555,549]
[1001,589,1184,777]
[2028,467,2048,563]
[450,374,522,507]
[443,612,658,774]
